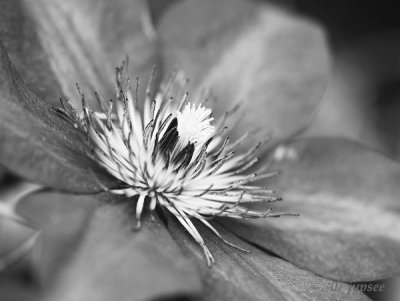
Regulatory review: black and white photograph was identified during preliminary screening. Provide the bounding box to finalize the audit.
[0,1,399,300]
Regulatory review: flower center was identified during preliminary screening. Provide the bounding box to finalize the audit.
[59,65,290,266]
[176,103,214,146]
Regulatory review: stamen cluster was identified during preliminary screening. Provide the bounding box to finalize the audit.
[56,61,290,265]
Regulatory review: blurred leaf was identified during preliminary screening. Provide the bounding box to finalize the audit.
[0,44,119,192]
[17,191,202,301]
[226,137,400,282]
[158,0,330,143]
[168,217,370,301]
[0,0,158,106]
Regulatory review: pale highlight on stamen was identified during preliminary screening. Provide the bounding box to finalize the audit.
[177,103,214,146]
[55,62,297,266]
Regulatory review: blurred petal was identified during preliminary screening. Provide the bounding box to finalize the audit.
[1,189,96,300]
[158,0,330,142]
[0,279,41,301]
[16,191,202,301]
[168,217,370,301]
[0,218,36,271]
[147,0,180,25]
[226,137,400,282]
[0,0,158,106]
[308,32,400,157]
[0,181,40,271]
[0,166,6,182]
[0,44,119,192]
[16,191,99,283]
[0,181,40,223]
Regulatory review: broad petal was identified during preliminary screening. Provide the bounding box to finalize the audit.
[226,137,400,282]
[0,218,36,271]
[0,44,119,192]
[0,189,97,300]
[168,217,370,301]
[0,181,40,271]
[16,191,99,281]
[0,0,158,106]
[158,0,330,142]
[0,167,5,182]
[15,191,202,301]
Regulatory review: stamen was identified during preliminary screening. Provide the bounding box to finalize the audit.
[177,103,215,146]
[60,64,296,266]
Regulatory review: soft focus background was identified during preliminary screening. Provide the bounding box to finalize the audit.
[298,1,400,300]
[297,0,400,159]
[149,0,400,157]
[1,0,400,300]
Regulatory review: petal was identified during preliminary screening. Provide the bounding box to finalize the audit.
[0,44,118,192]
[16,190,98,282]
[16,191,202,301]
[147,0,180,25]
[0,278,40,301]
[167,217,370,301]
[226,137,400,282]
[1,188,96,300]
[0,181,40,271]
[0,0,158,106]
[158,0,330,142]
[308,33,400,157]
[0,166,6,182]
[0,218,36,270]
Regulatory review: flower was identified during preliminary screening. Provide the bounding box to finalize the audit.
[56,63,295,265]
[0,0,400,300]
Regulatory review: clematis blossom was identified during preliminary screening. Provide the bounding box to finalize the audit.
[0,0,400,301]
